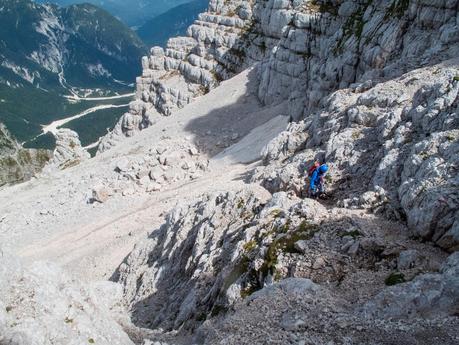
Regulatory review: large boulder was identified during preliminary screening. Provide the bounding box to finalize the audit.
[44,129,90,171]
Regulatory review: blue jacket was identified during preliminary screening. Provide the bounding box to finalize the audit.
[310,165,328,190]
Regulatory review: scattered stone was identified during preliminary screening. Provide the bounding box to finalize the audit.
[146,183,162,192]
[294,240,308,254]
[138,176,150,186]
[92,186,111,203]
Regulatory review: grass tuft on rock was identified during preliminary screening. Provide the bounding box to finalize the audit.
[385,272,405,286]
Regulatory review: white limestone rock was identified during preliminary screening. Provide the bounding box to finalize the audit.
[256,62,459,250]
[0,253,133,345]
[362,252,459,319]
[117,190,263,331]
[45,129,89,171]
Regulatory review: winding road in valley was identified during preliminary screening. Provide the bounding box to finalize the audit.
[42,103,129,135]
[64,92,135,102]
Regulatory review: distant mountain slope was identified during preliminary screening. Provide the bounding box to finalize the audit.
[34,0,193,27]
[136,0,208,47]
[0,123,51,187]
[0,0,146,148]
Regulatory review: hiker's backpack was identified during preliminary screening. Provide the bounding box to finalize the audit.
[307,161,321,177]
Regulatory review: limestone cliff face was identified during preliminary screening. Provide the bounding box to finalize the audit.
[99,0,459,151]
[98,0,261,151]
[0,124,51,187]
[257,0,459,119]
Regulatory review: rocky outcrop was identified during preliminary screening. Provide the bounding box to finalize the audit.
[44,129,90,172]
[3,0,459,343]
[118,188,458,342]
[257,0,459,120]
[117,190,263,331]
[0,123,51,187]
[254,61,459,251]
[0,252,134,345]
[199,265,459,344]
[362,251,459,320]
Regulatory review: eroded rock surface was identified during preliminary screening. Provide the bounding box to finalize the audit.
[118,189,458,344]
[2,1,459,344]
[0,252,134,345]
[100,0,459,152]
[254,62,459,251]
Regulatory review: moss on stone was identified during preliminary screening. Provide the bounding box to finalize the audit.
[385,272,405,286]
[446,133,456,142]
[243,240,257,252]
[352,130,361,140]
[340,229,362,239]
[334,0,372,55]
[261,221,320,276]
[270,209,283,218]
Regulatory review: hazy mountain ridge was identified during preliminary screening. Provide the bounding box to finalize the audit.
[34,0,194,26]
[0,0,145,148]
[136,0,209,47]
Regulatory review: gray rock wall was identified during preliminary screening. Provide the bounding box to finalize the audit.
[100,0,459,151]
[255,62,459,251]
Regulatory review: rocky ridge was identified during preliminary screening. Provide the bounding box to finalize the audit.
[119,188,459,344]
[110,0,459,337]
[98,0,262,151]
[254,61,459,251]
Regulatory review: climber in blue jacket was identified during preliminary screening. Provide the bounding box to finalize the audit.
[309,164,329,198]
